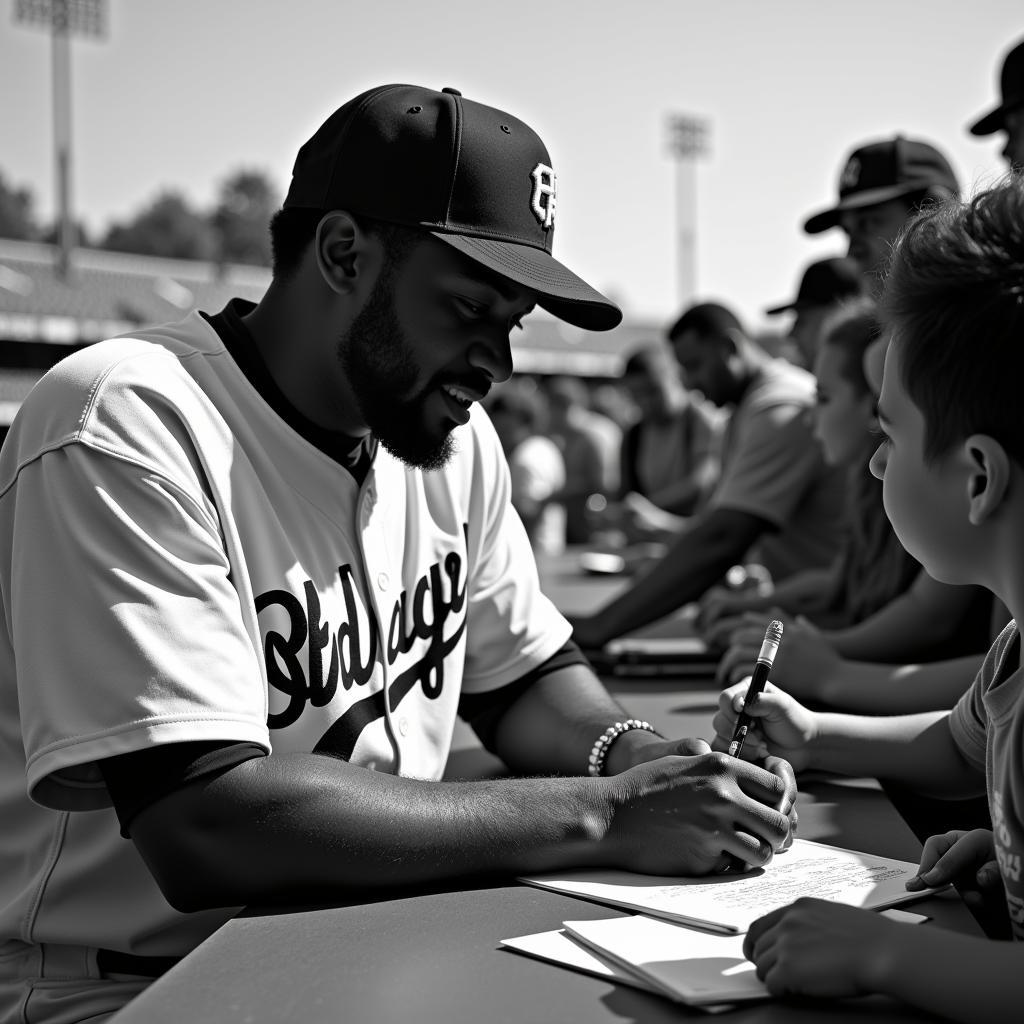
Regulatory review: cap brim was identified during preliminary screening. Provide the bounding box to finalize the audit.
[431,232,622,331]
[969,103,1009,136]
[802,183,925,234]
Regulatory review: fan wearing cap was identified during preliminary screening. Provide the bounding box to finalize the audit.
[968,37,1024,171]
[765,256,863,368]
[803,135,960,298]
[0,83,796,1023]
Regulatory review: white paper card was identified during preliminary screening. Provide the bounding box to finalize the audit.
[521,838,931,934]
[562,915,767,1006]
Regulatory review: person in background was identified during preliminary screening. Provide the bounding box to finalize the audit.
[700,299,918,636]
[588,377,637,435]
[802,135,959,299]
[570,301,845,650]
[586,342,724,546]
[543,374,621,544]
[779,132,997,678]
[764,256,863,369]
[716,179,1024,1017]
[578,379,624,494]
[968,36,1024,171]
[488,381,567,556]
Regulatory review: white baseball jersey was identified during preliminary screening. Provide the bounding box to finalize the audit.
[0,309,571,969]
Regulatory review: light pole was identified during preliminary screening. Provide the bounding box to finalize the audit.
[14,0,106,280]
[666,113,709,310]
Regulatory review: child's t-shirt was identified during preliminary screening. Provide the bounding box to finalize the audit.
[949,619,1024,939]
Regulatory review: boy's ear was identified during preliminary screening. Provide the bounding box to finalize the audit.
[314,212,379,295]
[963,434,1010,526]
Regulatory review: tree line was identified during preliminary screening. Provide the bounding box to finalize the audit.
[0,167,278,266]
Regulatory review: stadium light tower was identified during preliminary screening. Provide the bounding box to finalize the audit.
[666,113,710,310]
[14,0,106,280]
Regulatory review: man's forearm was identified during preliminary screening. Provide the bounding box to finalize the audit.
[583,510,762,644]
[132,667,666,912]
[132,753,612,911]
[490,664,665,777]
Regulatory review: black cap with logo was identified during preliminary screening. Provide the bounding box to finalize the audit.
[283,83,621,331]
[802,135,959,235]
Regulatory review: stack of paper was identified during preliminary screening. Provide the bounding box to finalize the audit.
[501,840,932,1008]
[502,916,765,1009]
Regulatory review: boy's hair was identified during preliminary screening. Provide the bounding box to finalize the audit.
[882,174,1024,464]
[667,301,744,343]
[819,297,882,397]
[268,209,422,281]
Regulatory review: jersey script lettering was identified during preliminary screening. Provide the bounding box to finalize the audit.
[256,536,469,733]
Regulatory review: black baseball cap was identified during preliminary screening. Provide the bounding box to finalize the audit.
[969,38,1024,136]
[283,83,622,331]
[802,136,959,235]
[765,257,862,315]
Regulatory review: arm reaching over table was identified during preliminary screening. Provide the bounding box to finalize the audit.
[123,663,796,910]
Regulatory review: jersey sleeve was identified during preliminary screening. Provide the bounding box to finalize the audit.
[707,403,821,528]
[458,413,573,693]
[6,443,270,811]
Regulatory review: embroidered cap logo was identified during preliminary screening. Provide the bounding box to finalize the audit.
[530,163,557,229]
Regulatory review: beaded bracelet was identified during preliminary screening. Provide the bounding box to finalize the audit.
[587,719,659,777]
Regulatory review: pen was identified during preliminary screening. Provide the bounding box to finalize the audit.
[727,619,784,758]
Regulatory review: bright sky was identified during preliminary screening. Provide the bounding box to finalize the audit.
[2,0,1021,332]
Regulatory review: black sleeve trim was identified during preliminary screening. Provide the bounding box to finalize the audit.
[98,741,267,838]
[457,639,591,752]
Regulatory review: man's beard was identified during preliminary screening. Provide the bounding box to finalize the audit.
[338,271,456,472]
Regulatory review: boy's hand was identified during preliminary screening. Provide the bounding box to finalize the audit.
[711,679,818,772]
[716,614,841,703]
[906,828,1000,894]
[743,898,899,998]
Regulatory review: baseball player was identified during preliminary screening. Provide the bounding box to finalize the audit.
[0,83,796,1023]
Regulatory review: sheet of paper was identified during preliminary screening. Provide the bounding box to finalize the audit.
[521,838,931,934]
[499,929,654,991]
[499,928,739,1013]
[562,916,768,1007]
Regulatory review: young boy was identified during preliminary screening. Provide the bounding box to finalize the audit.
[713,173,1024,1020]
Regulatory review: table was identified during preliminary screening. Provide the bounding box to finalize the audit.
[108,552,981,1024]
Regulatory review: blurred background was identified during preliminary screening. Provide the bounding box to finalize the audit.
[0,0,1020,527]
